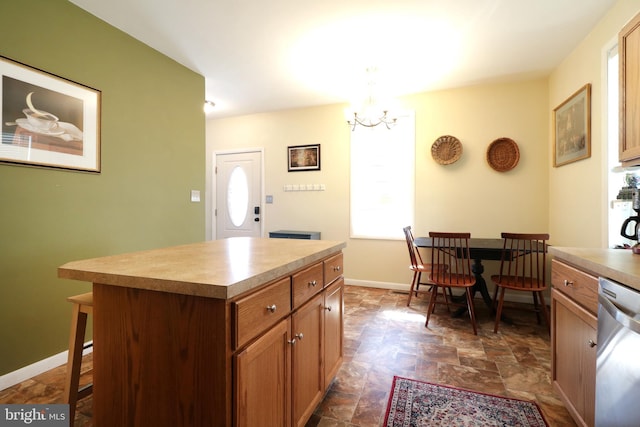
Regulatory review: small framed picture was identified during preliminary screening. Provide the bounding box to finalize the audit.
[288,144,320,172]
[0,55,101,172]
[553,83,591,167]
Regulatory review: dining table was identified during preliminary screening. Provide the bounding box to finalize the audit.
[413,237,506,317]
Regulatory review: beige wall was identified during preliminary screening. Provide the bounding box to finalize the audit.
[208,0,640,286]
[207,78,549,286]
[549,0,640,247]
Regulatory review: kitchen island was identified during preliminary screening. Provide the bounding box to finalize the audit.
[58,237,346,427]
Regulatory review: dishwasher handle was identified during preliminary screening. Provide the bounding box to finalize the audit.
[599,292,640,335]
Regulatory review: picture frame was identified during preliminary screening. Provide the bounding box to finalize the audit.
[553,83,591,167]
[288,144,320,172]
[0,55,101,172]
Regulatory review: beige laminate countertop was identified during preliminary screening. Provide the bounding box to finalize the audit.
[58,237,346,300]
[550,246,640,292]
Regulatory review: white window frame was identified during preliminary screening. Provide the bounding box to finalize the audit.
[350,111,415,240]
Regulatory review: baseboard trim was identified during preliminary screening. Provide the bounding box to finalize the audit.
[0,342,92,391]
[344,278,539,304]
[345,278,409,292]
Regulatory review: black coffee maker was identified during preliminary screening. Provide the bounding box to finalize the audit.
[621,188,640,240]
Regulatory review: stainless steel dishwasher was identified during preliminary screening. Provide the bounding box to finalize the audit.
[596,277,640,426]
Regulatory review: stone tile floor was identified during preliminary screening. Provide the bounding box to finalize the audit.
[0,285,577,426]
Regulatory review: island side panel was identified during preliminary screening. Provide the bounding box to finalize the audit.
[93,283,231,426]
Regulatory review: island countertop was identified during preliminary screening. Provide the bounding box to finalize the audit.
[550,246,640,292]
[58,237,346,299]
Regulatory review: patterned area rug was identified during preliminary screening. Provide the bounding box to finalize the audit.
[383,376,548,426]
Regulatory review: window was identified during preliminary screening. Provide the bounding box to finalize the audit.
[350,112,415,239]
[606,44,634,248]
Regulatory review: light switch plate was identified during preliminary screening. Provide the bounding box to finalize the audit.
[190,190,201,202]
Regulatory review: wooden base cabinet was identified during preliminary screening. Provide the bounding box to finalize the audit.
[551,260,597,427]
[292,293,324,427]
[235,318,291,427]
[323,278,344,388]
[233,254,344,427]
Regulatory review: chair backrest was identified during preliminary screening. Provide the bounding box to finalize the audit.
[403,226,423,268]
[429,232,473,284]
[497,232,549,288]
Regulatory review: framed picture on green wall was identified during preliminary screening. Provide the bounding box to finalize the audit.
[0,55,101,172]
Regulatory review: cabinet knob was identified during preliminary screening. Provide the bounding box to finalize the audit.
[333,266,341,272]
[325,306,332,312]
[563,279,574,287]
[288,338,296,345]
[294,333,304,340]
[266,304,277,313]
[588,340,597,348]
[308,280,317,287]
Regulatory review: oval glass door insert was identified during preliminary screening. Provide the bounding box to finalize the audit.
[227,166,249,226]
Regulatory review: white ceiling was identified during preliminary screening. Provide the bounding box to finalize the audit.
[70,0,616,118]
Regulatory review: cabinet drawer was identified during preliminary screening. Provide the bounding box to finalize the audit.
[323,253,343,286]
[551,259,598,314]
[234,277,291,349]
[292,262,323,308]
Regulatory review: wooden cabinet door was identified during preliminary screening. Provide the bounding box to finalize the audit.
[324,278,344,387]
[551,289,597,427]
[620,11,640,165]
[291,293,324,427]
[235,318,291,427]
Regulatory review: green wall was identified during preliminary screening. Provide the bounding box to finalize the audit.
[0,0,205,375]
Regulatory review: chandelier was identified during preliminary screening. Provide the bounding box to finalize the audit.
[347,110,397,131]
[346,67,397,131]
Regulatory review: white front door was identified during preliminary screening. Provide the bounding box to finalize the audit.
[215,150,263,239]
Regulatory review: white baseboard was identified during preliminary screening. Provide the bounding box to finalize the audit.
[0,342,92,391]
[345,278,409,292]
[344,278,539,304]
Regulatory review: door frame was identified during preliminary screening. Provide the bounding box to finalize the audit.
[212,148,265,240]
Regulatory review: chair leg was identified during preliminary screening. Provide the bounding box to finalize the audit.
[441,286,451,312]
[425,285,439,328]
[63,304,88,425]
[465,288,478,335]
[532,292,542,324]
[407,271,419,306]
[537,291,551,332]
[494,287,506,333]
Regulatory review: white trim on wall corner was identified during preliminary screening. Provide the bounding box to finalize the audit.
[0,341,92,391]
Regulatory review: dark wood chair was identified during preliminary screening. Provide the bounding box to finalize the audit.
[403,226,433,306]
[427,232,477,335]
[491,233,550,333]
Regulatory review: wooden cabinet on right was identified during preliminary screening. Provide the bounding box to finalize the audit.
[551,259,597,427]
[619,11,640,166]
